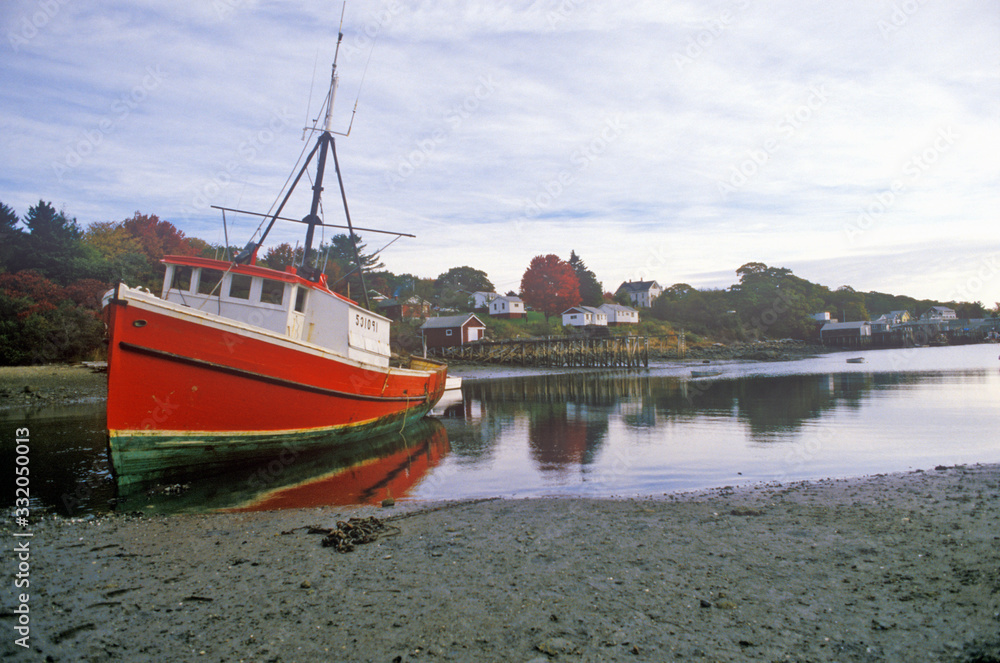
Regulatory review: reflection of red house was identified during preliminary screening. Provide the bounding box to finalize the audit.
[420,314,486,349]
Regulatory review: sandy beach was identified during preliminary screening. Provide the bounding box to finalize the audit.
[3,463,998,662]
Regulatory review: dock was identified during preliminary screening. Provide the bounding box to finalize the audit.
[431,336,650,368]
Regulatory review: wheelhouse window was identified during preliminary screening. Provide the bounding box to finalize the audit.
[228,274,252,300]
[261,279,284,305]
[171,266,192,291]
[198,268,224,295]
[294,287,307,313]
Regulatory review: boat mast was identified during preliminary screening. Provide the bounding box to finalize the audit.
[239,4,371,308]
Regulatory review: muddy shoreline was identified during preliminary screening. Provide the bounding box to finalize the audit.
[3,465,998,662]
[0,364,107,411]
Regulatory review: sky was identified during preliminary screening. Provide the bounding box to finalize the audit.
[2,0,999,309]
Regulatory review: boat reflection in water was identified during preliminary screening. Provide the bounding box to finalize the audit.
[114,417,448,514]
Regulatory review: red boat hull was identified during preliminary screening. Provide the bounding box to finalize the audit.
[104,287,446,484]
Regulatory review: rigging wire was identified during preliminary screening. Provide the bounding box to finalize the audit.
[224,4,386,267]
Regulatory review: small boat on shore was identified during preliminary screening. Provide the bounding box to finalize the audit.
[846,357,866,364]
[102,32,446,484]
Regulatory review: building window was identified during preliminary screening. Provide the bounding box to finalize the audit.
[446,329,453,336]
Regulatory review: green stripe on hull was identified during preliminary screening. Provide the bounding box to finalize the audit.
[109,406,433,486]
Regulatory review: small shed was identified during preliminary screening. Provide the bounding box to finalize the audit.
[820,321,872,347]
[489,295,525,319]
[421,314,486,349]
[562,306,608,327]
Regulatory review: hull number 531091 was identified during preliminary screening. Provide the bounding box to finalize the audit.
[355,314,378,333]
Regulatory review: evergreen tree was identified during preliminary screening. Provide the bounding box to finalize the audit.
[21,201,100,284]
[568,251,603,307]
[0,202,25,273]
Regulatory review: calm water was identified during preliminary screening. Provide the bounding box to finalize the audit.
[3,344,998,515]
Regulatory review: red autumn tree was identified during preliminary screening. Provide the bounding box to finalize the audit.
[520,254,581,318]
[120,212,198,262]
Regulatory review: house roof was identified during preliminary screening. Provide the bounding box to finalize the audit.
[420,314,485,329]
[599,303,636,313]
[493,295,523,303]
[563,306,606,316]
[821,321,871,331]
[377,295,429,307]
[616,280,660,294]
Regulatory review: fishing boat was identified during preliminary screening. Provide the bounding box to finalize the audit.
[846,357,866,364]
[102,29,447,484]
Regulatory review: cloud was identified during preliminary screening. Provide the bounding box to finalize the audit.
[2,0,997,306]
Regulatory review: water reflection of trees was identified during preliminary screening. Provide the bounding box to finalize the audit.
[457,371,941,464]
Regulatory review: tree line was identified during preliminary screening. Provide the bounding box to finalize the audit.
[1,199,995,365]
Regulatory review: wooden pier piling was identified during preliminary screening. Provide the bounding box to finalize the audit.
[432,336,649,368]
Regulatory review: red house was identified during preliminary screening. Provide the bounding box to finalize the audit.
[420,314,486,349]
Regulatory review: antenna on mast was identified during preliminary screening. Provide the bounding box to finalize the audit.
[324,3,346,133]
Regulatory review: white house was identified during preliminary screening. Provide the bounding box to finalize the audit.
[922,306,956,321]
[471,291,497,309]
[489,295,525,319]
[870,310,911,333]
[598,303,638,325]
[615,280,662,308]
[562,306,608,327]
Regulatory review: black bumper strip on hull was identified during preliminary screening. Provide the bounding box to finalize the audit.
[118,342,429,403]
